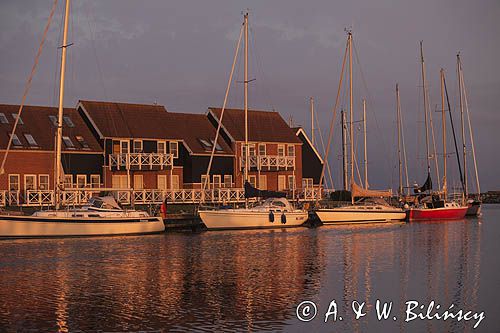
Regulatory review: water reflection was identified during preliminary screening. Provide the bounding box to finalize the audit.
[0,213,489,332]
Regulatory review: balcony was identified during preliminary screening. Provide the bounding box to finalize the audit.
[109,153,173,171]
[240,155,295,170]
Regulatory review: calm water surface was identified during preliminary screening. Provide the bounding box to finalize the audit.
[1,205,499,332]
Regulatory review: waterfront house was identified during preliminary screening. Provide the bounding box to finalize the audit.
[293,127,324,187]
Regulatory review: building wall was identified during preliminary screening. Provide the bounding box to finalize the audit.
[297,131,323,184]
[0,151,55,191]
[103,166,183,189]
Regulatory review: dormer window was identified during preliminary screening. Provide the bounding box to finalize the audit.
[75,136,89,149]
[12,113,23,124]
[62,136,75,148]
[24,134,38,147]
[0,113,9,124]
[198,139,212,151]
[10,134,22,146]
[49,115,58,127]
[63,116,75,127]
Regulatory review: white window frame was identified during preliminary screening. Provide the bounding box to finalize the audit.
[62,136,75,149]
[278,175,286,191]
[287,145,295,156]
[288,175,296,190]
[24,174,37,191]
[133,140,143,153]
[76,174,87,188]
[277,144,285,157]
[201,174,210,188]
[112,175,128,189]
[0,113,9,124]
[133,174,144,190]
[10,134,22,147]
[157,141,167,154]
[248,175,257,188]
[171,175,179,190]
[157,175,167,190]
[169,141,179,158]
[258,143,266,156]
[8,174,20,191]
[90,174,101,188]
[64,175,73,188]
[120,140,130,154]
[223,175,233,188]
[302,178,313,188]
[248,144,256,156]
[38,174,49,191]
[259,175,267,190]
[212,175,221,189]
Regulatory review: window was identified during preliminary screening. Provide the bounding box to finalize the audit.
[278,145,285,156]
[201,174,210,188]
[210,139,223,152]
[90,175,100,188]
[171,175,179,189]
[248,144,256,156]
[76,136,89,149]
[64,175,73,188]
[10,134,22,147]
[24,134,38,147]
[76,175,87,188]
[62,136,75,148]
[287,145,295,156]
[278,175,286,191]
[24,175,37,191]
[133,140,143,153]
[157,141,167,154]
[120,140,129,154]
[259,175,267,190]
[133,175,143,189]
[241,144,247,157]
[258,144,266,156]
[49,115,58,126]
[288,175,296,190]
[302,178,313,188]
[212,175,221,188]
[199,139,212,151]
[12,113,23,124]
[112,175,128,189]
[39,174,49,191]
[0,113,9,124]
[169,141,178,158]
[157,175,167,190]
[248,175,257,188]
[63,116,75,127]
[224,175,233,188]
[8,174,19,191]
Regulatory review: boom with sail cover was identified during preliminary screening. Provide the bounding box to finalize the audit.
[244,182,286,199]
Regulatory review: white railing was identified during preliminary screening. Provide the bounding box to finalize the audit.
[241,155,295,170]
[0,191,6,206]
[7,191,20,206]
[25,190,54,206]
[299,187,323,201]
[109,153,173,170]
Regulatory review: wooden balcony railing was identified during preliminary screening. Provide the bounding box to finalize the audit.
[240,155,295,170]
[109,153,173,170]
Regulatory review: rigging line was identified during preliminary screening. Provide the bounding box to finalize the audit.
[427,88,441,192]
[0,0,59,175]
[317,37,349,200]
[52,0,66,106]
[201,21,244,199]
[314,109,335,190]
[352,124,362,185]
[400,95,410,195]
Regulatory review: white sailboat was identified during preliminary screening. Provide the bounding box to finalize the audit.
[0,0,164,237]
[198,12,308,230]
[315,30,406,224]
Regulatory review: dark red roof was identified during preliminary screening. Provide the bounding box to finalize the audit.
[0,104,101,152]
[208,107,301,144]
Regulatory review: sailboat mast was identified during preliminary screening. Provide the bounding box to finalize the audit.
[396,83,403,196]
[420,41,431,180]
[341,110,348,191]
[457,53,468,199]
[363,99,368,189]
[55,0,71,209]
[348,31,354,197]
[440,69,447,199]
[310,97,315,146]
[243,12,249,186]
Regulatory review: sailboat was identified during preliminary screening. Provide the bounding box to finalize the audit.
[315,31,406,224]
[0,0,164,237]
[407,43,467,221]
[198,12,308,230]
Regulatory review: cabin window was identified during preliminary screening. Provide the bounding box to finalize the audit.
[224,175,232,188]
[302,178,313,188]
[157,175,167,190]
[157,141,167,154]
[133,175,144,189]
[24,133,38,147]
[10,134,22,147]
[171,175,179,189]
[248,175,257,188]
[288,175,296,190]
[210,139,223,152]
[62,136,75,148]
[277,145,285,156]
[90,175,100,188]
[287,145,295,156]
[24,174,37,191]
[133,140,143,153]
[169,141,178,158]
[64,175,73,188]
[38,174,49,191]
[8,174,20,191]
[49,115,58,126]
[76,175,87,188]
[278,175,286,191]
[0,113,9,124]
[259,175,267,190]
[63,116,75,127]
[76,136,89,149]
[12,113,23,124]
[258,144,266,156]
[212,175,221,188]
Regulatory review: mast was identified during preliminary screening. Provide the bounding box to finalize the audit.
[440,69,447,199]
[348,31,354,201]
[55,0,71,209]
[310,97,315,146]
[420,41,432,188]
[363,99,368,189]
[457,53,468,199]
[341,109,348,190]
[243,12,249,189]
[396,83,403,196]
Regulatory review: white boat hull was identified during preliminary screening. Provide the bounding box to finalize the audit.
[316,207,406,224]
[0,215,165,238]
[199,210,308,230]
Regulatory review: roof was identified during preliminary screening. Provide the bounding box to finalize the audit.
[294,127,324,164]
[208,107,301,144]
[0,103,101,152]
[79,100,232,155]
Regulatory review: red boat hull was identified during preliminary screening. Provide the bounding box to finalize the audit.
[408,206,468,221]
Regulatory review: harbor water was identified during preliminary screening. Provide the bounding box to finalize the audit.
[1,205,499,332]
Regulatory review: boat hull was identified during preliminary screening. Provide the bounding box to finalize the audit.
[0,215,165,238]
[407,206,467,221]
[316,208,406,224]
[199,210,308,230]
[465,202,482,217]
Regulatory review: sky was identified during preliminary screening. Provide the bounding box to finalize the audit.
[0,0,499,191]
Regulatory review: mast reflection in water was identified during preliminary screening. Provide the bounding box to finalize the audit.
[0,205,499,332]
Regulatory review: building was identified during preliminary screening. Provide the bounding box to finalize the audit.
[293,127,324,187]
